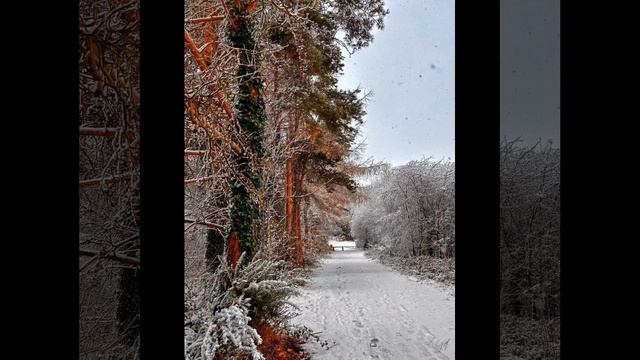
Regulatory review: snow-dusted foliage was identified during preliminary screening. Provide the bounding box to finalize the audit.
[351,158,455,258]
[500,139,560,320]
[367,250,455,286]
[185,252,304,359]
[500,314,559,360]
[500,139,560,359]
[79,1,140,358]
[186,305,263,360]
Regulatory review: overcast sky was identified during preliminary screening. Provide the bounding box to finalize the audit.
[338,0,455,167]
[500,0,560,146]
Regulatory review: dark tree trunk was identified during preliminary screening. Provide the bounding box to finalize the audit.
[205,229,225,271]
[226,1,267,264]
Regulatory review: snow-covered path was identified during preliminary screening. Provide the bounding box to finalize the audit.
[292,245,455,359]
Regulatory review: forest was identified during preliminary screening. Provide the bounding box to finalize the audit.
[79,0,141,358]
[183,0,388,359]
[350,159,456,286]
[500,139,560,359]
[78,1,558,359]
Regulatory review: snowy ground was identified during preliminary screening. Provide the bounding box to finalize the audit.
[292,241,455,359]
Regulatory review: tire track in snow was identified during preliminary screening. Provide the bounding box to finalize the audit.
[292,248,454,359]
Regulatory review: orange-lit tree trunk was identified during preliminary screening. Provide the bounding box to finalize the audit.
[284,109,301,264]
[285,145,295,238]
[285,148,301,265]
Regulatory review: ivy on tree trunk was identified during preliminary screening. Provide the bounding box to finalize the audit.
[227,1,266,265]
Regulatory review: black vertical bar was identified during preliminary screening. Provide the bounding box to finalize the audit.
[139,1,184,358]
[559,3,635,357]
[24,1,78,356]
[456,1,500,359]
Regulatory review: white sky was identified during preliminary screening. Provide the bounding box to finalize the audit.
[338,0,455,166]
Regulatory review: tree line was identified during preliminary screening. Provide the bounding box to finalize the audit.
[351,158,455,259]
[500,139,560,359]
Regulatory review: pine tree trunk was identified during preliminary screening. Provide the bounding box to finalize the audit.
[284,112,299,264]
[285,148,294,238]
[226,0,266,265]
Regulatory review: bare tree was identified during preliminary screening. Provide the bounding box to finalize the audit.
[79,0,140,358]
[351,158,455,259]
[500,139,560,359]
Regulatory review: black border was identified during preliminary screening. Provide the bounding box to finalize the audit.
[23,1,79,356]
[139,1,185,358]
[455,1,501,358]
[558,1,614,357]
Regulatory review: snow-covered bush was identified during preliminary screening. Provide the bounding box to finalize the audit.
[186,305,264,360]
[351,193,385,249]
[185,252,305,359]
[351,158,455,258]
